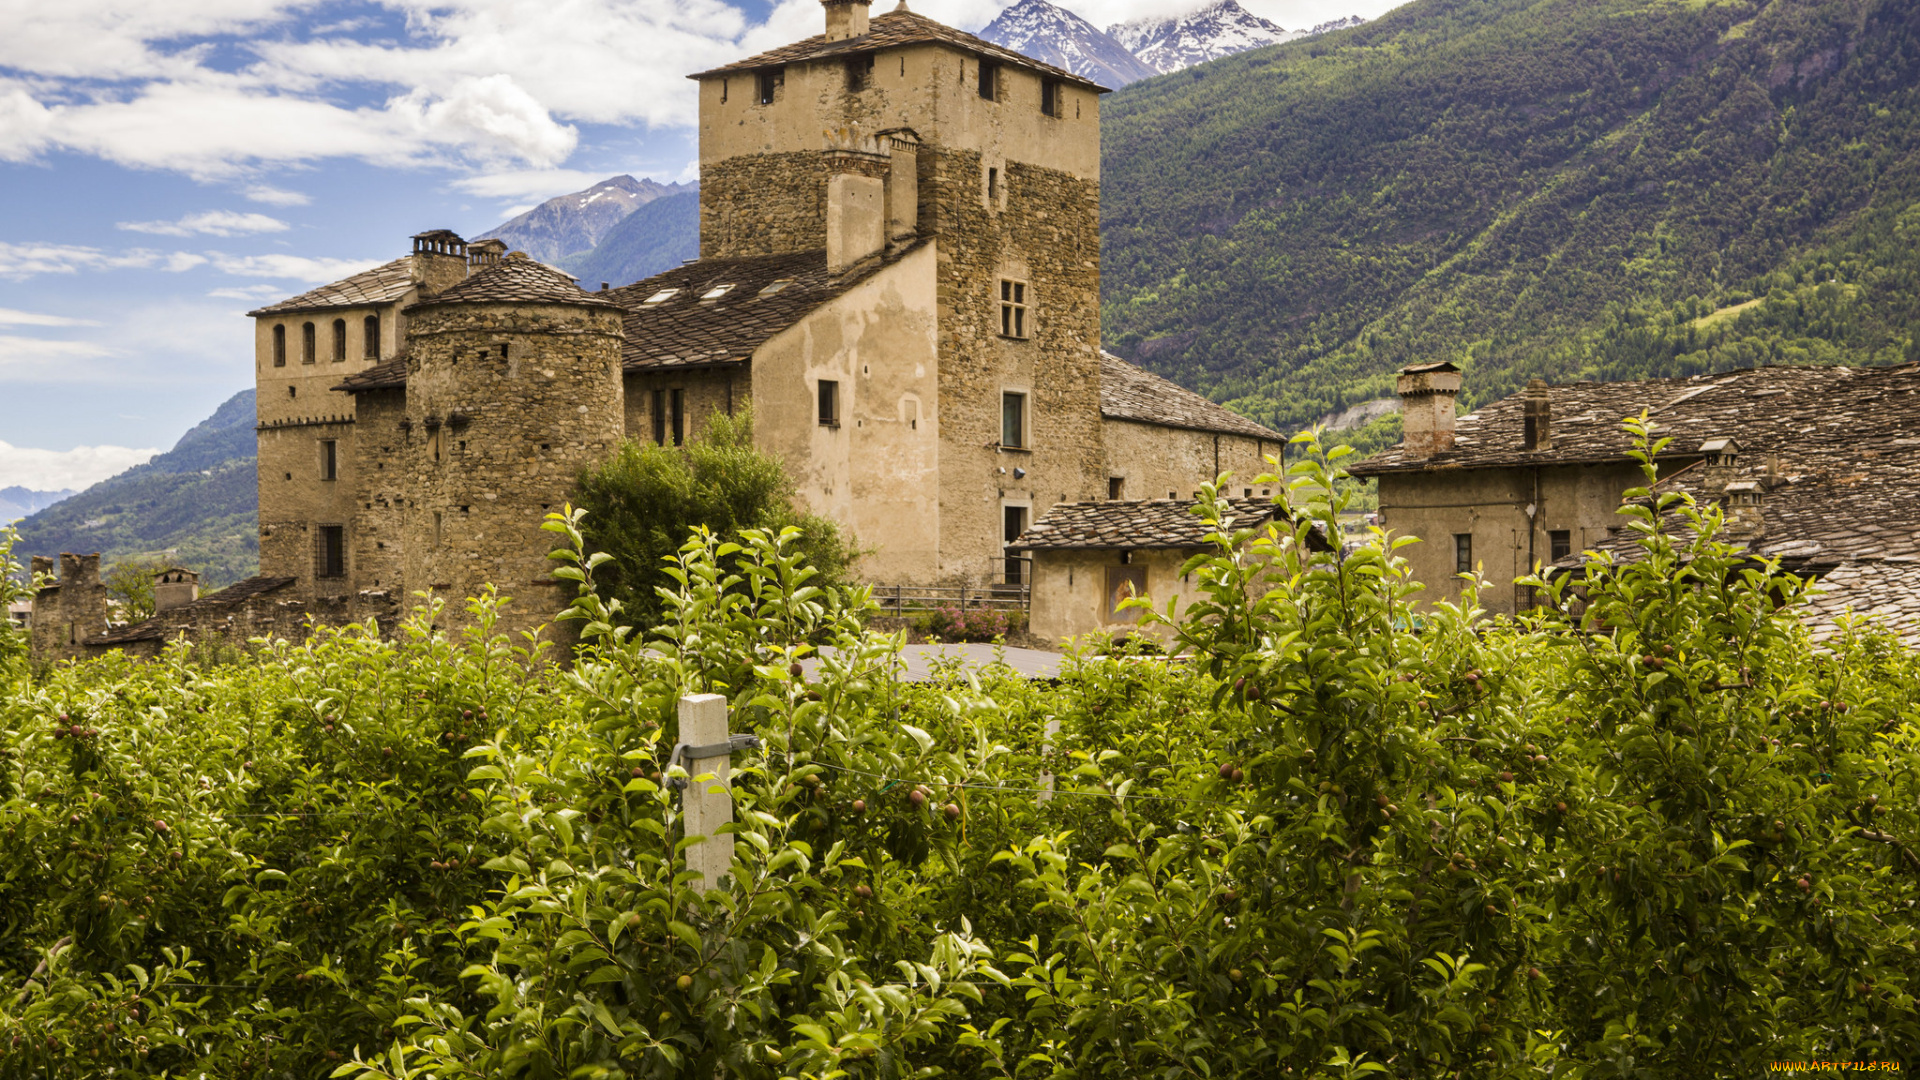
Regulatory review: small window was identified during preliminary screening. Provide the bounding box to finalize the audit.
[1001,391,1026,448]
[651,389,667,445]
[364,314,381,359]
[272,324,287,367]
[1003,505,1028,585]
[987,166,1000,202]
[699,283,735,301]
[331,318,347,361]
[758,68,783,105]
[846,54,874,92]
[999,279,1027,338]
[1549,530,1571,563]
[1041,77,1061,117]
[818,379,840,427]
[1454,533,1473,575]
[671,388,685,446]
[301,321,316,364]
[978,60,998,100]
[757,279,794,297]
[643,288,680,305]
[1108,476,1124,500]
[315,525,346,579]
[319,439,337,481]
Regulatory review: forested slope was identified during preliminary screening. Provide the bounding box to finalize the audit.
[1099,0,1920,430]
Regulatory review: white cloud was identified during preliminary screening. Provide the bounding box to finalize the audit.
[0,333,121,381]
[205,252,382,281]
[0,439,160,491]
[243,184,310,205]
[118,210,291,236]
[207,283,290,300]
[0,308,101,327]
[448,167,608,201]
[0,241,206,279]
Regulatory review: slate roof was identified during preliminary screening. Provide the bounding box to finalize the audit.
[1100,352,1285,441]
[248,259,414,316]
[604,244,924,372]
[1351,363,1920,476]
[1017,497,1286,550]
[334,356,408,393]
[88,576,297,646]
[409,254,622,310]
[692,9,1108,91]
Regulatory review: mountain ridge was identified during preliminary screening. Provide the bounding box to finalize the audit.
[477,176,694,264]
[1108,0,1297,74]
[980,0,1160,86]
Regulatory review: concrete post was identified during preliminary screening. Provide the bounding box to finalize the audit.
[679,693,734,892]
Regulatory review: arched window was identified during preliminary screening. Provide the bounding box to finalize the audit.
[301,322,316,364]
[364,314,381,359]
[332,319,347,361]
[273,324,286,367]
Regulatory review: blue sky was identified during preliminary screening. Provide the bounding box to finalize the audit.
[0,0,1395,492]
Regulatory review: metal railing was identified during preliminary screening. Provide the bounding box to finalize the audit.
[869,558,1032,613]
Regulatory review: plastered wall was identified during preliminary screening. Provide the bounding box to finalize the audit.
[1103,421,1278,502]
[1029,547,1198,645]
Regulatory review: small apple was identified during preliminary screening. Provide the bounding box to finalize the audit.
[909,789,927,809]
[944,802,961,821]
[677,974,694,991]
[851,799,867,813]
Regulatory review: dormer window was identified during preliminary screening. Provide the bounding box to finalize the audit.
[758,278,794,297]
[699,284,735,302]
[643,288,680,305]
[1700,436,1739,468]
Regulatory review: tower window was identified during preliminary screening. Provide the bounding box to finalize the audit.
[670,388,685,446]
[315,525,346,579]
[1001,391,1026,449]
[273,324,286,367]
[1041,78,1061,117]
[987,166,999,202]
[364,314,380,359]
[319,439,337,481]
[301,322,316,364]
[818,380,840,427]
[758,68,783,105]
[999,279,1028,338]
[652,389,667,445]
[331,318,347,361]
[1549,529,1571,562]
[1454,533,1473,575]
[978,60,998,100]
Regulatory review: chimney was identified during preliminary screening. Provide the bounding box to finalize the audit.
[823,0,871,40]
[883,130,920,240]
[410,229,469,296]
[467,238,508,272]
[1395,362,1463,460]
[826,163,886,273]
[1522,378,1552,451]
[153,567,200,613]
[1698,436,1738,492]
[31,555,52,580]
[1722,479,1766,541]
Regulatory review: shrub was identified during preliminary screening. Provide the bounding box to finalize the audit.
[909,604,1024,643]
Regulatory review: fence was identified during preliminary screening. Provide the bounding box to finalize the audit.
[867,556,1032,613]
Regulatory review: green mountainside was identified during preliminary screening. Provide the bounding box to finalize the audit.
[1099,0,1920,433]
[14,390,257,587]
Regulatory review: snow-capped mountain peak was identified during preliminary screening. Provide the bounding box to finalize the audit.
[979,0,1159,87]
[1108,0,1301,74]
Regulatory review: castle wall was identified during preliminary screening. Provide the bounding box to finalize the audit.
[750,243,941,583]
[622,368,743,448]
[398,300,626,638]
[348,389,408,608]
[256,419,358,598]
[1102,421,1279,502]
[28,554,110,664]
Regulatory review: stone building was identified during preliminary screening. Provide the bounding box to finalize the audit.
[31,0,1283,659]
[1350,361,1920,642]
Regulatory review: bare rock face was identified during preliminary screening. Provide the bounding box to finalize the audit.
[1108,0,1299,73]
[476,176,695,264]
[979,0,1159,86]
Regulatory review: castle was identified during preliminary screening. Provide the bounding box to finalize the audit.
[31,0,1284,660]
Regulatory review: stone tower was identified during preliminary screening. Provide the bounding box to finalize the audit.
[691,1,1110,583]
[396,254,627,635]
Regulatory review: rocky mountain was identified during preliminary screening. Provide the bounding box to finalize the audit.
[1108,0,1297,74]
[979,0,1159,87]
[14,390,259,587]
[476,176,694,264]
[1306,15,1365,34]
[1,486,73,524]
[559,191,700,291]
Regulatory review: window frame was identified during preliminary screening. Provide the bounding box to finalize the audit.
[1454,532,1474,575]
[364,314,381,359]
[319,439,338,481]
[272,324,287,367]
[1002,504,1030,585]
[331,318,347,361]
[977,60,998,101]
[315,524,347,580]
[998,278,1029,339]
[1108,476,1124,500]
[1040,77,1061,117]
[1000,390,1027,449]
[301,322,316,364]
[757,67,783,105]
[1548,529,1571,563]
[817,379,840,428]
[651,389,667,445]
[670,388,685,446]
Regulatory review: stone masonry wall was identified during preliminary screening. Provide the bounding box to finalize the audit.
[702,152,835,258]
[925,146,1106,583]
[398,300,626,640]
[29,554,110,664]
[348,389,409,617]
[1103,422,1280,503]
[623,368,745,447]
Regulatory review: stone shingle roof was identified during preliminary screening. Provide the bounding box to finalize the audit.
[409,254,621,310]
[604,243,924,372]
[1017,497,1286,550]
[248,259,414,317]
[334,355,408,394]
[87,576,297,646]
[1099,352,1285,441]
[691,9,1107,91]
[1801,558,1920,644]
[1351,363,1920,476]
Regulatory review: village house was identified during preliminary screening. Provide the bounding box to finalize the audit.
[1349,361,1920,642]
[30,0,1282,661]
